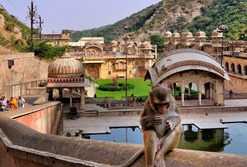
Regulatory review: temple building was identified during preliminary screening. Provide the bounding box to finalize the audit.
[164,30,247,93]
[145,49,232,106]
[46,51,90,109]
[69,37,157,79]
[33,30,70,46]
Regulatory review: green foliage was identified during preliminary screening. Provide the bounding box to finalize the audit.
[39,81,47,87]
[183,0,247,40]
[0,32,7,47]
[70,2,162,43]
[5,22,15,32]
[99,83,135,91]
[149,34,164,53]
[18,41,67,59]
[84,75,95,83]
[95,78,151,100]
[0,9,30,40]
[14,39,25,46]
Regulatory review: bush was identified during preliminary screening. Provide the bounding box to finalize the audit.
[5,22,15,32]
[39,81,47,87]
[98,83,135,91]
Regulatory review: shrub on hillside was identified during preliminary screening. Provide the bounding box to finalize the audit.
[5,22,15,32]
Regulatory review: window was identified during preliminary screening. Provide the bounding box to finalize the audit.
[231,63,235,73]
[237,64,242,74]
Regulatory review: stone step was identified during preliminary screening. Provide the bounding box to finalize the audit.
[84,110,98,117]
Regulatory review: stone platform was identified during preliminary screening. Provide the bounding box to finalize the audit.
[63,99,247,135]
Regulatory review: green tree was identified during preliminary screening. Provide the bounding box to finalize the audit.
[149,34,164,54]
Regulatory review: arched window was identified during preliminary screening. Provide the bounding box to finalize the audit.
[231,63,235,73]
[237,64,242,74]
[225,62,229,71]
[244,66,247,75]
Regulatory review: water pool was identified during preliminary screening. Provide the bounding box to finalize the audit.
[89,123,247,156]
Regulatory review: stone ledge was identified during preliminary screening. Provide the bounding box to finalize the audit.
[0,115,247,167]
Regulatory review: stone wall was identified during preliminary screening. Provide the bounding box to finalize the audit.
[0,110,247,167]
[0,52,49,98]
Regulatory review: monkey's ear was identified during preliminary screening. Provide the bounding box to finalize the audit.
[149,90,152,95]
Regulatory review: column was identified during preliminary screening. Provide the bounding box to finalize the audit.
[181,84,185,106]
[69,88,72,107]
[198,82,202,106]
[80,87,85,110]
[198,89,202,106]
[59,89,63,102]
[181,90,185,106]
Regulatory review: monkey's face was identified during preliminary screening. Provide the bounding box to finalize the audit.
[155,102,170,116]
[150,87,170,116]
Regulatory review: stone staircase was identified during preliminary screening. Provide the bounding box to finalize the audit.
[84,110,98,117]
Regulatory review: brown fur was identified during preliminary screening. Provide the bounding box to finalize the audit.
[114,87,182,167]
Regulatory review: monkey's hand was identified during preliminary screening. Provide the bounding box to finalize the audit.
[153,115,163,126]
[166,120,175,131]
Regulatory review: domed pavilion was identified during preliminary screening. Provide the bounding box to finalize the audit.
[145,49,232,106]
[46,52,90,109]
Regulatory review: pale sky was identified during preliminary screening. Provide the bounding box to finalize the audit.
[1,0,161,34]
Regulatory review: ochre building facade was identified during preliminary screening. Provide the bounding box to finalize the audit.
[163,30,247,93]
[34,29,70,46]
[69,37,157,79]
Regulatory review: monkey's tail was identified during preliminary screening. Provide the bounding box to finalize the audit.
[112,147,144,167]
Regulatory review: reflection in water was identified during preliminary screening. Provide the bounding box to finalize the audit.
[178,125,231,152]
[184,125,197,142]
[88,123,247,155]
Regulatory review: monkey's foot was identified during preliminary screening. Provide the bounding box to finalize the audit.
[154,157,166,167]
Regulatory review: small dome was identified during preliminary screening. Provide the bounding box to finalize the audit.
[118,40,125,45]
[212,29,223,37]
[110,40,118,46]
[172,32,180,38]
[164,31,172,37]
[48,52,84,75]
[195,30,206,37]
[139,41,152,49]
[127,41,134,47]
[181,31,193,38]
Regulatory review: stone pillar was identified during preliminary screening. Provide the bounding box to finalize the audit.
[59,89,63,102]
[80,88,85,110]
[198,82,202,106]
[181,91,185,106]
[198,91,202,106]
[181,84,185,106]
[198,90,202,106]
[69,88,72,107]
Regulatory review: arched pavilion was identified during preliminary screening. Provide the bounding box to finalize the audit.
[46,52,90,109]
[145,49,232,106]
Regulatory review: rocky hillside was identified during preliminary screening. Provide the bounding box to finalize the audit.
[70,0,247,42]
[0,5,29,54]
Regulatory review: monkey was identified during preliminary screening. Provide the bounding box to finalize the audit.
[114,87,182,167]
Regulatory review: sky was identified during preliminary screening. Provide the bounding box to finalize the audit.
[1,0,161,34]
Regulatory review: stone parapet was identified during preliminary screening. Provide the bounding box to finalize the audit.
[0,114,247,167]
[0,52,34,60]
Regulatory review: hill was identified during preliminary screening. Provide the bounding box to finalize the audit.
[70,0,247,43]
[0,5,30,54]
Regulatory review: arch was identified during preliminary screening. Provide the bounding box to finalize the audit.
[237,64,242,74]
[86,65,100,79]
[225,62,229,71]
[244,66,247,75]
[231,63,235,73]
[145,49,232,106]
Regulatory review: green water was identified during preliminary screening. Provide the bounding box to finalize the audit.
[89,123,247,156]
